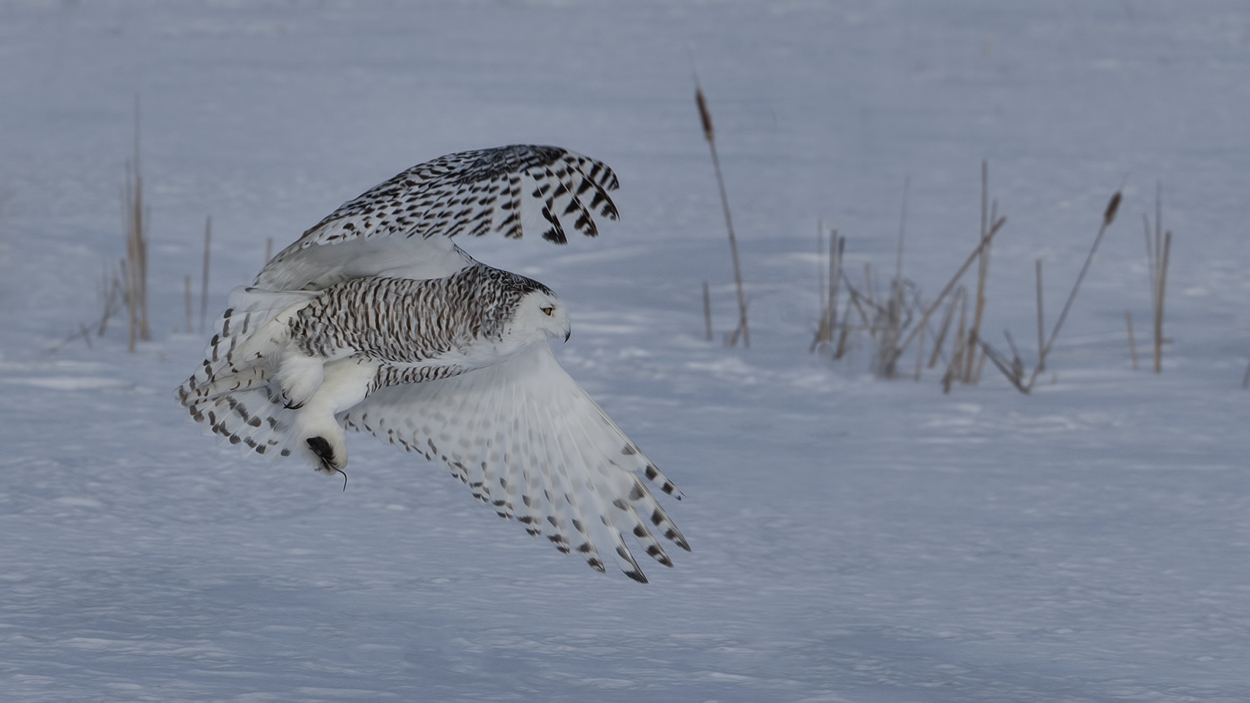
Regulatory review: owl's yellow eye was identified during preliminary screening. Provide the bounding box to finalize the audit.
[540,306,555,316]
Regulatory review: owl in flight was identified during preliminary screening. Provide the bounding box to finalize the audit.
[178,145,687,583]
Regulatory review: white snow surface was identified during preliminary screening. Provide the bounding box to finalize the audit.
[2,1,1250,700]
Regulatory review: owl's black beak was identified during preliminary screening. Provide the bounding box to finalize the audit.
[564,329,571,343]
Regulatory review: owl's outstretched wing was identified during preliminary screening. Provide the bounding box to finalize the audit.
[257,145,620,291]
[339,344,688,583]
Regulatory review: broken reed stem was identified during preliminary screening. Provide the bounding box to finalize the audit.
[264,236,273,266]
[1035,258,1045,372]
[1242,358,1250,389]
[696,85,749,348]
[1126,310,1138,370]
[896,213,1006,359]
[702,280,713,342]
[928,288,960,369]
[1154,230,1171,373]
[1028,190,1121,390]
[184,275,193,334]
[200,215,212,335]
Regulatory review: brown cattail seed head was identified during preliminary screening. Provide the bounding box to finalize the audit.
[1104,191,1122,226]
[695,88,714,143]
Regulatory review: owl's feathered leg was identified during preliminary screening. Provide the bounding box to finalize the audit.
[274,351,326,409]
[288,356,379,475]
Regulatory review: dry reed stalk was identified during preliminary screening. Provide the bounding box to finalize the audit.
[96,263,122,337]
[965,162,993,382]
[972,341,988,383]
[1143,213,1154,277]
[914,316,925,381]
[1141,186,1173,374]
[1035,259,1045,372]
[265,236,273,266]
[810,224,832,352]
[942,291,969,393]
[863,262,876,309]
[977,336,1030,394]
[816,219,825,310]
[695,84,749,348]
[833,292,853,360]
[928,288,961,369]
[810,227,844,353]
[878,179,910,378]
[122,102,149,352]
[1028,190,1121,390]
[895,213,1005,359]
[1125,310,1138,370]
[185,275,193,334]
[702,280,713,341]
[1154,230,1171,373]
[829,233,843,341]
[200,216,212,334]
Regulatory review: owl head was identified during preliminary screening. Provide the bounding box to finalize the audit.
[515,289,571,343]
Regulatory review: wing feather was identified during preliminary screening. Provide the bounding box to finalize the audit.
[256,145,620,291]
[339,344,684,580]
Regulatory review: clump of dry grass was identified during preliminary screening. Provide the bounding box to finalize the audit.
[976,188,1121,394]
[811,166,1008,386]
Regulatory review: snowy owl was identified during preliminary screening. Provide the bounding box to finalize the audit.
[178,145,687,582]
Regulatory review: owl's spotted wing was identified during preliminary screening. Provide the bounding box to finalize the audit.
[257,145,620,291]
[339,344,688,583]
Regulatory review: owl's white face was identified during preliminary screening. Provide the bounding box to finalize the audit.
[515,290,571,344]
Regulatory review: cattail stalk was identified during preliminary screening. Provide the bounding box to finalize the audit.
[696,85,749,348]
[1028,190,1120,390]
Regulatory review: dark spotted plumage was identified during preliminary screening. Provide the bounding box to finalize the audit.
[258,145,620,291]
[178,145,687,584]
[290,264,549,363]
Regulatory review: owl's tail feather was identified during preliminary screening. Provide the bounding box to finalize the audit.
[179,386,301,460]
[177,286,321,460]
[199,287,317,377]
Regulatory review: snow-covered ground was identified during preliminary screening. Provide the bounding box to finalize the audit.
[2,1,1250,700]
